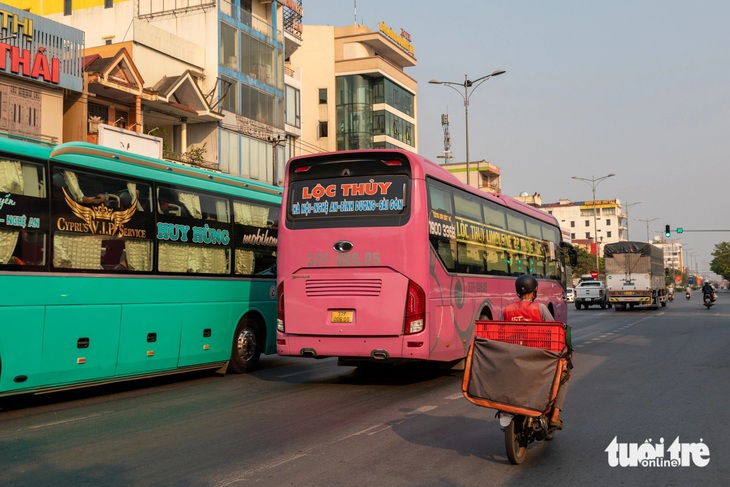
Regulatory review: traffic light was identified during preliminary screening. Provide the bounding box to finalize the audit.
[677,227,684,234]
[665,224,671,238]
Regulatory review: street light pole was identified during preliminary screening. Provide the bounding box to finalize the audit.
[572,173,616,275]
[429,69,506,187]
[636,217,659,242]
[622,201,642,240]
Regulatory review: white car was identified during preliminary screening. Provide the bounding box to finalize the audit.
[566,288,575,303]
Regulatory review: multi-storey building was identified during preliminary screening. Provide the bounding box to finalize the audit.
[290,22,417,154]
[651,238,684,276]
[0,4,84,144]
[539,199,626,255]
[19,0,303,186]
[443,160,501,193]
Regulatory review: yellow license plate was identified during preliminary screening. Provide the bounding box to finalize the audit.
[331,310,354,323]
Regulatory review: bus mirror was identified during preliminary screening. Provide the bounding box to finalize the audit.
[568,248,578,267]
[560,242,578,267]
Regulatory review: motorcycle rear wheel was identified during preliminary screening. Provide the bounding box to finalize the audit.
[504,416,528,464]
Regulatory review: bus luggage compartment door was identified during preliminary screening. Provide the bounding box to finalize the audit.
[283,268,409,336]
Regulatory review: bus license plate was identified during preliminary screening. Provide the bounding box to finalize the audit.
[331,310,354,323]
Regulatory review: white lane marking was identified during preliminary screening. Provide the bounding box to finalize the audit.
[575,312,660,347]
[28,413,106,430]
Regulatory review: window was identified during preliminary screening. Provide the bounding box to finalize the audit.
[233,201,279,276]
[51,167,153,272]
[105,0,113,8]
[506,210,526,235]
[426,179,561,279]
[156,185,231,275]
[241,31,278,86]
[220,22,238,69]
[0,157,47,267]
[64,0,72,15]
[484,203,506,229]
[115,110,128,129]
[585,220,590,227]
[318,121,328,138]
[606,219,611,226]
[570,221,575,228]
[607,231,612,238]
[571,233,575,239]
[88,102,108,124]
[454,193,483,222]
[221,76,238,113]
[286,85,301,128]
[319,88,327,104]
[585,232,591,239]
[241,84,276,126]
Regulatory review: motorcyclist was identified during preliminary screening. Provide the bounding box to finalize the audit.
[686,285,692,299]
[701,281,715,301]
[502,274,570,430]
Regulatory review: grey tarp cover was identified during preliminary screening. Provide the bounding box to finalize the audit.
[463,338,563,416]
[604,241,662,259]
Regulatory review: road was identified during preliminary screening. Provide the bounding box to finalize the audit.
[1,292,728,486]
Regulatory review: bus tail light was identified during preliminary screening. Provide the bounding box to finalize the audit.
[277,282,285,333]
[404,280,425,335]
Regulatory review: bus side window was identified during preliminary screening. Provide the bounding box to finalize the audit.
[433,237,455,271]
[157,187,187,217]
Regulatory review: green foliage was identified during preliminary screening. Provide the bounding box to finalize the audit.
[710,242,730,280]
[665,268,683,286]
[572,246,604,277]
[181,143,208,166]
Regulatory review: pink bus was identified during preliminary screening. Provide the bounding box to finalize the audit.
[276,150,576,367]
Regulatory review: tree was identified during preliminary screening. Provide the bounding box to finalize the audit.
[710,242,730,281]
[571,246,603,279]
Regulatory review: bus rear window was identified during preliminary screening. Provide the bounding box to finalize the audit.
[287,174,409,228]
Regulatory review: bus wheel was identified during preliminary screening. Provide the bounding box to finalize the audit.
[229,317,262,374]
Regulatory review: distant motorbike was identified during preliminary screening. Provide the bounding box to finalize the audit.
[686,291,691,300]
[668,293,674,302]
[703,292,716,309]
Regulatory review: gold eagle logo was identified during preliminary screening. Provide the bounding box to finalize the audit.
[62,187,138,237]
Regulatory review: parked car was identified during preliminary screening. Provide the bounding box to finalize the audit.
[566,288,575,302]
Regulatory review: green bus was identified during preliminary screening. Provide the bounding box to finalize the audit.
[0,136,281,397]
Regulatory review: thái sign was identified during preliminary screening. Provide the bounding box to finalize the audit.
[0,5,84,91]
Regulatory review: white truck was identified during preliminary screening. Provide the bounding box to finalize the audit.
[574,279,611,309]
[604,241,667,311]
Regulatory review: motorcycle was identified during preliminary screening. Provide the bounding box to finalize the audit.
[668,293,674,302]
[703,292,715,309]
[499,411,556,464]
[686,291,691,300]
[463,321,571,465]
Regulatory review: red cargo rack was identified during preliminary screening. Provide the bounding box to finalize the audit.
[474,321,567,352]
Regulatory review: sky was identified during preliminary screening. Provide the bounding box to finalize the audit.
[301,0,729,279]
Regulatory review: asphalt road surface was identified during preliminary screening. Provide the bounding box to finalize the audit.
[1,291,728,486]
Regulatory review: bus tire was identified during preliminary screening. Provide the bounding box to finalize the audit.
[228,316,262,374]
